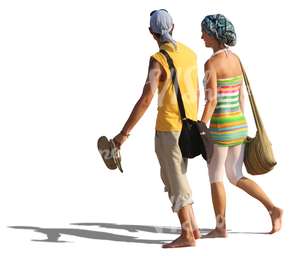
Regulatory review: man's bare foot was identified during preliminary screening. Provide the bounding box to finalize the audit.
[162,235,196,249]
[202,228,227,238]
[193,229,201,239]
[269,207,283,234]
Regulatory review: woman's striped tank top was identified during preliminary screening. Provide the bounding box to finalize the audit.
[209,75,248,147]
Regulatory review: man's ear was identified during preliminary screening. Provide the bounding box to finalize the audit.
[170,24,174,34]
[149,28,157,40]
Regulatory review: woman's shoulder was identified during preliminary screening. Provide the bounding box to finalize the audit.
[230,51,241,62]
[210,50,241,68]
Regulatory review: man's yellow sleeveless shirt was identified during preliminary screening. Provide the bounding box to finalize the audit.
[152,42,199,131]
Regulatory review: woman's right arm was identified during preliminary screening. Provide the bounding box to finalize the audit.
[235,54,245,114]
[239,80,245,113]
[200,60,218,124]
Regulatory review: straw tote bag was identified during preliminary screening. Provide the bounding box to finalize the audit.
[240,61,277,175]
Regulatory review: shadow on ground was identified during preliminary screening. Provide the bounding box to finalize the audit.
[9,223,208,244]
[9,223,267,243]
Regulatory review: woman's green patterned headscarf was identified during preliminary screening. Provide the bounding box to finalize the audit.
[201,14,237,46]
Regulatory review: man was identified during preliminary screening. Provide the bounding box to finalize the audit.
[113,9,200,248]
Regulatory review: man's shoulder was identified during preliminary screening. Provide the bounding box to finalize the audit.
[177,41,197,59]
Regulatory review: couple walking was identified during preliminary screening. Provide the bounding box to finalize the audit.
[112,10,283,248]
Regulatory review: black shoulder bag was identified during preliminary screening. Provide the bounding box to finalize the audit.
[160,50,214,161]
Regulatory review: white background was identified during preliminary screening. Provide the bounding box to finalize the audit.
[1,0,299,255]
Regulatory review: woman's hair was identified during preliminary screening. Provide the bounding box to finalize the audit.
[201,14,236,46]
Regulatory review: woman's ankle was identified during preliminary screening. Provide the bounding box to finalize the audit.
[267,205,279,214]
[215,226,226,232]
[216,214,226,230]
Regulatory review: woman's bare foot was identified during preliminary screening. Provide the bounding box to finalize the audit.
[162,235,196,249]
[269,207,283,234]
[193,229,201,240]
[202,228,227,238]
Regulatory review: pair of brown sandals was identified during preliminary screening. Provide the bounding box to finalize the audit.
[97,136,123,173]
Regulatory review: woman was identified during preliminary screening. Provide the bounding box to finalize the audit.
[199,14,283,238]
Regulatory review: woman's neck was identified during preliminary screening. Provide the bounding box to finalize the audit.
[212,44,227,53]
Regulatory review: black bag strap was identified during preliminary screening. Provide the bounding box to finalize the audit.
[160,49,187,120]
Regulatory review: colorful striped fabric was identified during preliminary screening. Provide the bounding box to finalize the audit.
[209,75,248,147]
